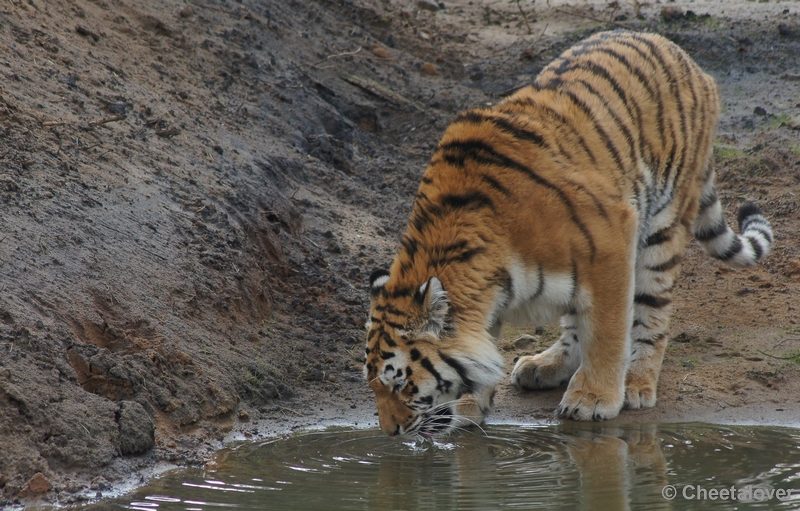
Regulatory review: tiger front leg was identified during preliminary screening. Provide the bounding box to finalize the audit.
[556,225,637,421]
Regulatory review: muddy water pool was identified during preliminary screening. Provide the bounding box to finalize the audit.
[90,423,800,510]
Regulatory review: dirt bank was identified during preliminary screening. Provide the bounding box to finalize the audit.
[1,0,799,507]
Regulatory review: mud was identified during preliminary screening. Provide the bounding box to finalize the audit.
[1,0,799,507]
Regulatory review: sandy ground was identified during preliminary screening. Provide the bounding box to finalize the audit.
[1,0,800,507]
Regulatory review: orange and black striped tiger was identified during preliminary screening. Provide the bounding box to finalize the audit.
[365,31,773,436]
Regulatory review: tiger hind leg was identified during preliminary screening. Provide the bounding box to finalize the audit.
[511,313,582,390]
[624,202,692,409]
[624,248,682,409]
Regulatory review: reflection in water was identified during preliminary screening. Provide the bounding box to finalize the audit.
[93,423,800,511]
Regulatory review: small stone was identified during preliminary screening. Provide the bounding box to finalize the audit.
[753,106,767,116]
[179,5,194,18]
[421,62,437,75]
[514,335,537,350]
[778,24,797,38]
[417,0,439,12]
[238,409,250,422]
[108,101,126,115]
[213,145,224,155]
[661,6,684,21]
[371,45,389,59]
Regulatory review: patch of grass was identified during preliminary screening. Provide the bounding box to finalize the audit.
[767,113,792,129]
[714,144,745,164]
[790,142,800,158]
[702,15,721,29]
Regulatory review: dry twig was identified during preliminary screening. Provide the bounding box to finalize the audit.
[514,0,533,35]
[312,47,362,68]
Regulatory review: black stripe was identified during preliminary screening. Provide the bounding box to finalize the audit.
[563,89,627,173]
[454,111,547,147]
[438,352,476,394]
[634,294,672,308]
[379,329,397,347]
[647,255,682,272]
[570,181,609,219]
[439,139,596,259]
[635,333,666,346]
[554,58,639,132]
[695,220,727,242]
[746,236,764,260]
[635,35,687,183]
[718,237,743,261]
[410,204,435,234]
[384,319,405,330]
[614,39,668,150]
[440,192,495,212]
[500,98,597,164]
[400,234,418,260]
[575,78,637,161]
[745,226,773,244]
[570,260,579,299]
[380,350,395,360]
[421,176,433,184]
[378,305,407,317]
[698,192,717,214]
[532,266,545,301]
[410,348,421,361]
[420,358,452,394]
[480,174,511,196]
[429,246,486,268]
[645,227,672,247]
[387,285,415,299]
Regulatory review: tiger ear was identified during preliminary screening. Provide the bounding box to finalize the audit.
[369,269,390,300]
[414,276,450,338]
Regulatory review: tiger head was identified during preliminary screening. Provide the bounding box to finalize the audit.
[365,269,504,438]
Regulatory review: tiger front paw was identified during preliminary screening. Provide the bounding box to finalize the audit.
[555,370,624,421]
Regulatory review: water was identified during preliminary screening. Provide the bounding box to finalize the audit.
[93,423,800,511]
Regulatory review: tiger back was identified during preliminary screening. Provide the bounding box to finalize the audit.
[365,31,773,436]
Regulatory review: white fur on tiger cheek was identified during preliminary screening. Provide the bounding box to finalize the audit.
[379,351,410,389]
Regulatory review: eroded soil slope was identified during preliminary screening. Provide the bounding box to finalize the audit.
[1,0,800,506]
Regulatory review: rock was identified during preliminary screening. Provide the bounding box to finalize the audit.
[661,6,684,21]
[19,473,51,497]
[417,0,439,12]
[75,25,100,42]
[753,106,767,116]
[238,409,250,422]
[421,62,437,75]
[179,5,194,18]
[118,401,155,455]
[514,335,537,350]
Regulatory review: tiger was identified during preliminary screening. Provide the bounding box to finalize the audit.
[364,30,773,436]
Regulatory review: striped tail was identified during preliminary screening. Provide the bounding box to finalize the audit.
[693,178,773,268]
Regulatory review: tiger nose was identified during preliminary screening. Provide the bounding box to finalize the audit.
[382,423,401,436]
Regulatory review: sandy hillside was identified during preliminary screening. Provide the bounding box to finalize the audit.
[1,0,799,506]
